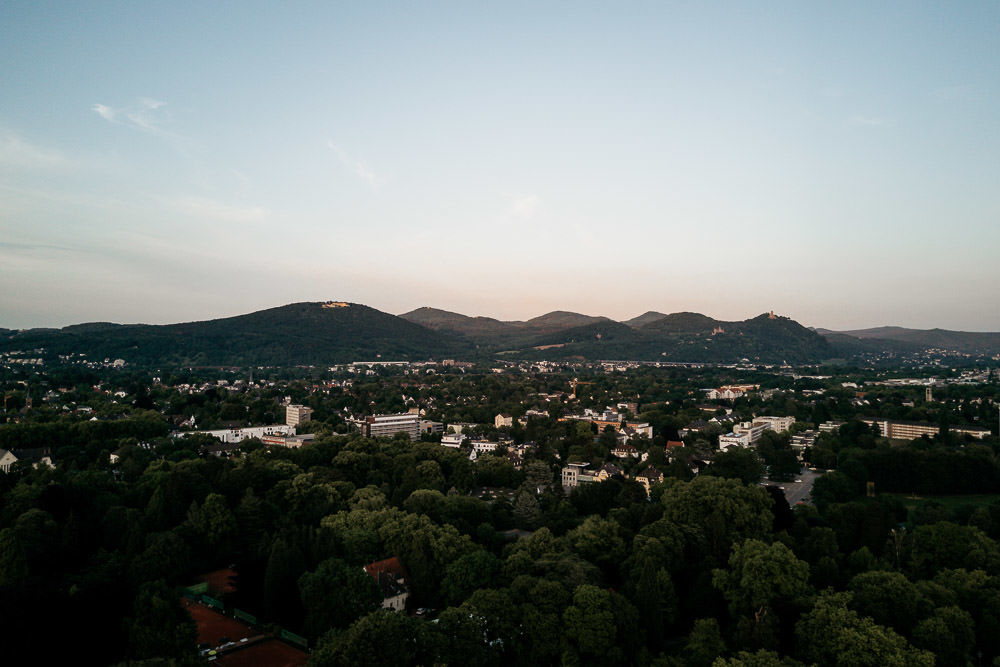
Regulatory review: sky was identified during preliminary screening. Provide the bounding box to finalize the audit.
[2,2,999,331]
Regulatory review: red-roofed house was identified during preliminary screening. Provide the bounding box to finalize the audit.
[363,557,409,611]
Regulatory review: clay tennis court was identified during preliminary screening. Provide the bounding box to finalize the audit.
[183,598,252,646]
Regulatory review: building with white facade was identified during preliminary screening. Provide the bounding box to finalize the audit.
[285,404,314,427]
[752,415,796,433]
[733,422,767,444]
[172,424,293,444]
[719,432,751,451]
[355,413,421,441]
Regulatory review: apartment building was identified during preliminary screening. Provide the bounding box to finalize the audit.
[285,404,314,427]
[357,413,421,441]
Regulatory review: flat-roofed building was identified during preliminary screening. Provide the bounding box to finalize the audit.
[734,422,767,444]
[357,413,421,441]
[286,404,313,427]
[562,462,595,490]
[719,432,751,451]
[753,415,796,433]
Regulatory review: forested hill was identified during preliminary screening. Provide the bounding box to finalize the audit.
[0,302,469,366]
[2,303,843,366]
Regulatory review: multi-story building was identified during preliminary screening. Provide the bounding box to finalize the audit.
[734,422,767,444]
[719,432,751,451]
[861,419,992,441]
[752,415,796,433]
[561,463,595,490]
[440,433,465,448]
[471,440,499,454]
[495,413,513,428]
[790,430,818,450]
[420,420,444,436]
[261,433,316,449]
[285,404,313,427]
[173,424,293,444]
[356,413,421,441]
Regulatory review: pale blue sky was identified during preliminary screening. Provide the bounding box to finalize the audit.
[2,2,998,330]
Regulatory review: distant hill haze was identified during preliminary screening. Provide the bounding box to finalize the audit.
[3,301,997,367]
[816,326,1000,355]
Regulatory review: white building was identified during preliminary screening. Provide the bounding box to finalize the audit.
[719,432,751,451]
[752,415,796,433]
[471,440,499,454]
[286,404,314,427]
[561,463,596,490]
[173,424,293,444]
[355,413,421,441]
[440,433,465,448]
[733,422,767,444]
[0,449,18,473]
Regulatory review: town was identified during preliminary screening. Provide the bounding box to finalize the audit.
[1,355,999,665]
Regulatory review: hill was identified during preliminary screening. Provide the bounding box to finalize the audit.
[0,303,866,367]
[517,311,611,334]
[399,307,518,338]
[837,326,1000,354]
[623,311,669,328]
[0,302,468,366]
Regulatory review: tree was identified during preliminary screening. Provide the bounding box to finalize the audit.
[659,477,773,564]
[562,584,638,665]
[513,488,543,529]
[847,570,927,635]
[911,606,975,667]
[299,557,381,640]
[713,539,810,650]
[566,515,626,574]
[683,617,726,667]
[441,550,500,606]
[703,447,764,485]
[796,592,934,667]
[127,580,197,661]
[311,610,434,667]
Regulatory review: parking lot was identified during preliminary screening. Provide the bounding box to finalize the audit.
[764,468,822,506]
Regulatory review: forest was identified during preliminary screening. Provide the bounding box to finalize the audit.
[3,412,1000,665]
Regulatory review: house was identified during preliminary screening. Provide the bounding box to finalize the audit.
[364,557,409,612]
[610,443,639,459]
[495,413,513,428]
[0,449,18,473]
[506,451,523,469]
[440,433,465,448]
[595,462,623,482]
[680,420,709,437]
[202,442,243,458]
[634,466,664,494]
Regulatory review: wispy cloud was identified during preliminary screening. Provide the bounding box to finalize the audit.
[0,130,71,169]
[848,115,891,128]
[92,97,173,137]
[327,141,377,189]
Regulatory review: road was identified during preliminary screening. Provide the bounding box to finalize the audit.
[765,468,822,506]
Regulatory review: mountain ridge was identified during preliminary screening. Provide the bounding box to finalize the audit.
[4,301,998,367]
